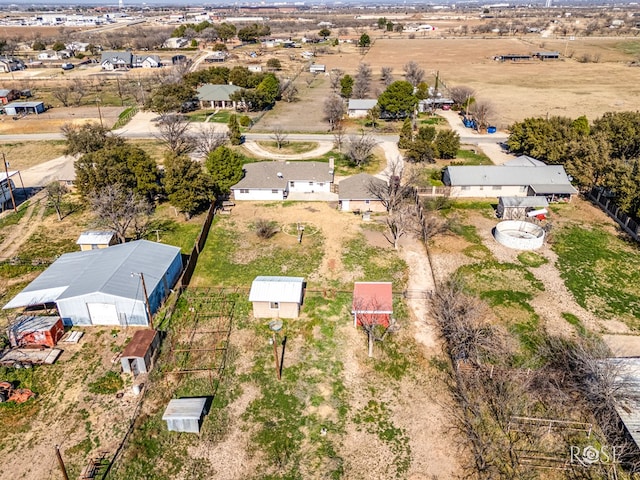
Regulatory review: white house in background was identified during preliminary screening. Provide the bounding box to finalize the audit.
[140,55,161,68]
[443,157,577,201]
[347,99,378,118]
[76,230,117,251]
[231,161,334,201]
[309,63,325,73]
[249,276,305,319]
[338,173,387,212]
[163,37,189,48]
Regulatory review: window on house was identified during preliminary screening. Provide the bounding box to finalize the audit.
[309,182,314,186]
[272,189,278,194]
[364,200,370,204]
[91,244,99,250]
[461,186,470,191]
[240,189,249,194]
[492,186,502,190]
[270,302,279,309]
[290,181,295,187]
[318,183,324,187]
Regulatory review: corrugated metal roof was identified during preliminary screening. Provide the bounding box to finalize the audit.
[3,240,181,309]
[232,162,333,190]
[0,170,19,182]
[249,276,304,303]
[352,282,393,313]
[122,329,157,358]
[76,230,116,245]
[348,99,378,111]
[10,315,61,333]
[445,165,574,187]
[197,83,241,102]
[606,358,640,450]
[4,101,44,108]
[162,397,207,420]
[499,196,549,208]
[338,173,386,200]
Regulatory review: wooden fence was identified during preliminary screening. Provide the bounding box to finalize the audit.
[587,188,640,242]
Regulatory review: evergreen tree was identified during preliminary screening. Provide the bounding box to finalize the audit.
[164,154,213,218]
[398,117,413,149]
[228,114,242,145]
[340,75,354,98]
[434,130,461,159]
[205,146,244,197]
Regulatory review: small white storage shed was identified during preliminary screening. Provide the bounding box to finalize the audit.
[163,398,208,434]
[249,276,305,319]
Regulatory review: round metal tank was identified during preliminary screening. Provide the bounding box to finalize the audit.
[494,220,545,250]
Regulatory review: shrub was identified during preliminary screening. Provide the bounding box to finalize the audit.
[239,115,252,127]
[255,219,279,239]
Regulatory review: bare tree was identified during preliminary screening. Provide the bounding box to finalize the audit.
[89,184,154,244]
[69,79,88,107]
[352,296,399,357]
[45,181,68,221]
[383,202,419,250]
[305,72,318,88]
[51,86,71,107]
[449,85,476,110]
[323,95,345,131]
[353,62,372,99]
[470,100,496,130]
[329,68,344,91]
[380,66,394,86]
[192,124,228,159]
[367,157,415,214]
[403,60,425,87]
[156,113,195,156]
[346,133,377,166]
[332,122,346,152]
[280,80,298,103]
[271,126,288,149]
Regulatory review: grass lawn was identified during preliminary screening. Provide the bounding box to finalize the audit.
[553,225,640,329]
[454,148,493,165]
[256,141,318,155]
[0,140,67,170]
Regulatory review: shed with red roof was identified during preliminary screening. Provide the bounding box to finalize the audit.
[351,282,393,328]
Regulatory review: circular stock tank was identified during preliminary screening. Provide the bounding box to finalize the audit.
[493,220,545,250]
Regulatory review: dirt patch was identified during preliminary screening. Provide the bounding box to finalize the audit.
[0,106,124,134]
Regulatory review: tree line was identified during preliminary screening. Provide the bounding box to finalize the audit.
[507,111,640,217]
[63,122,244,242]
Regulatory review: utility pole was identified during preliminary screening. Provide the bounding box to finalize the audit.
[131,272,154,329]
[54,445,69,480]
[2,153,17,213]
[271,332,281,380]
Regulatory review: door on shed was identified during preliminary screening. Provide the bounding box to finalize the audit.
[87,303,119,325]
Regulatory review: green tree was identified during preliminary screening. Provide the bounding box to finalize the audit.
[205,146,244,197]
[266,58,281,70]
[340,74,354,98]
[434,130,460,159]
[386,22,394,32]
[571,115,590,136]
[319,27,331,39]
[417,125,437,143]
[32,40,46,51]
[256,73,280,105]
[398,117,413,149]
[592,111,640,160]
[164,154,212,218]
[229,66,254,88]
[377,80,417,119]
[74,144,160,200]
[506,116,576,164]
[146,82,197,113]
[415,82,429,101]
[215,23,237,43]
[377,17,387,29]
[406,139,435,163]
[228,114,242,145]
[52,40,66,51]
[61,122,123,156]
[358,33,371,48]
[565,133,612,190]
[238,23,270,43]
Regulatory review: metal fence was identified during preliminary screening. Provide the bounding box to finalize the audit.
[587,188,640,242]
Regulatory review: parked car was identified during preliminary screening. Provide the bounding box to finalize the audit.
[61,63,74,70]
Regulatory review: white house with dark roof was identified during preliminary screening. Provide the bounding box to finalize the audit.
[443,159,577,201]
[338,173,387,212]
[197,83,242,109]
[101,51,134,70]
[231,161,335,201]
[347,99,378,118]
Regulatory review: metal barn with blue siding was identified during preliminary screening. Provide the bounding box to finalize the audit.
[3,240,183,326]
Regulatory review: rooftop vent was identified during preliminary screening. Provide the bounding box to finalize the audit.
[277,172,283,178]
